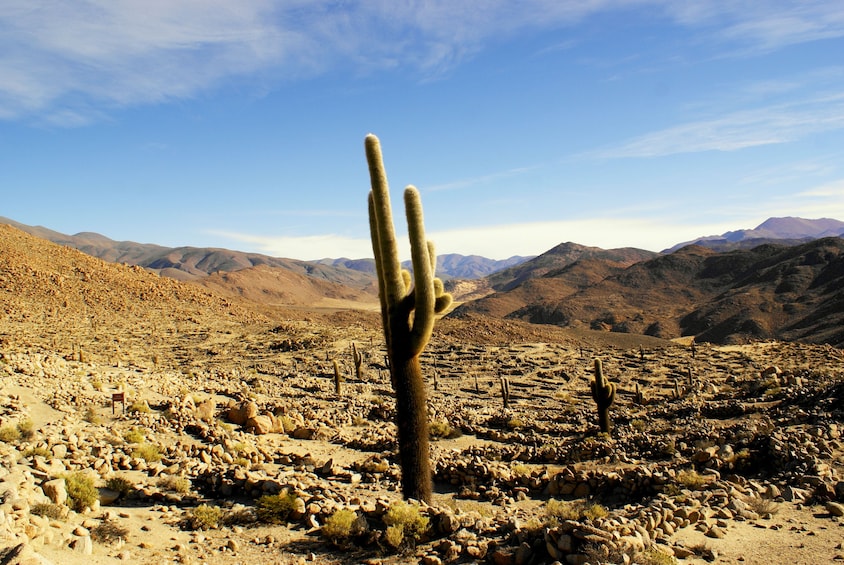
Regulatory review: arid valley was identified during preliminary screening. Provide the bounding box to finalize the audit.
[1,221,843,565]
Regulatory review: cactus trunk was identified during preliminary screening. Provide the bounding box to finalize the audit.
[392,355,432,502]
[590,358,615,435]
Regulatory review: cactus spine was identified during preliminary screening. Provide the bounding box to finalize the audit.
[365,134,452,503]
[590,358,615,435]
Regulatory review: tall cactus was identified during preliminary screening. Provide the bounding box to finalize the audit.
[590,358,615,435]
[365,134,452,503]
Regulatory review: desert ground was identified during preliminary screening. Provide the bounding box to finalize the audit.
[1,225,843,565]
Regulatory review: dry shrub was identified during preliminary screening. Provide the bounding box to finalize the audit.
[91,520,129,544]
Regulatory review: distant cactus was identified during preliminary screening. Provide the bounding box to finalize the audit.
[500,376,511,409]
[365,134,452,503]
[590,359,615,435]
[351,342,363,380]
[634,381,644,405]
[333,360,342,395]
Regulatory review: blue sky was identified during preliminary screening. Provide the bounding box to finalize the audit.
[2,1,844,260]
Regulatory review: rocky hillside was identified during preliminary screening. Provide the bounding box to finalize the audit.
[455,238,844,347]
[0,223,268,364]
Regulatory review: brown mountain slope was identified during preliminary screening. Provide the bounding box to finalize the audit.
[0,216,375,288]
[197,264,378,308]
[453,247,656,319]
[455,238,844,347]
[0,224,266,360]
[486,242,657,291]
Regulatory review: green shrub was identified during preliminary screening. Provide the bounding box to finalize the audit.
[22,447,51,458]
[255,491,298,524]
[128,401,150,414]
[105,476,134,496]
[322,508,357,542]
[545,499,608,525]
[429,420,460,439]
[132,443,161,463]
[0,425,21,443]
[383,501,429,549]
[186,504,222,530]
[123,428,145,444]
[676,469,709,490]
[64,472,98,512]
[637,547,678,565]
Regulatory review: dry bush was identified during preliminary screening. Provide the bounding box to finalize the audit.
[158,475,191,494]
[184,504,222,530]
[91,520,129,544]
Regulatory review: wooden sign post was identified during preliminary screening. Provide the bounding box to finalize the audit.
[112,392,125,415]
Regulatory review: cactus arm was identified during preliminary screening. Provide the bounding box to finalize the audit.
[366,134,406,308]
[405,186,436,356]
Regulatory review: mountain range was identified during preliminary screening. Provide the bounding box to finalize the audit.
[2,215,842,346]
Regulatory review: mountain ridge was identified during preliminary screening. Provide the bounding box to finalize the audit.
[663,216,844,253]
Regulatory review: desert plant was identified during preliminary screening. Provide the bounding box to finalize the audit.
[128,401,150,414]
[365,133,452,503]
[321,508,358,542]
[255,491,298,524]
[0,425,21,443]
[64,472,98,512]
[132,443,161,463]
[351,342,364,380]
[383,500,429,550]
[31,502,66,520]
[91,520,129,544]
[105,475,134,496]
[590,358,615,435]
[545,499,608,524]
[22,446,51,458]
[429,419,460,439]
[158,476,191,494]
[17,419,35,440]
[186,504,222,530]
[333,359,342,395]
[123,428,145,444]
[676,469,709,490]
[500,376,511,409]
[84,406,102,425]
[746,496,780,516]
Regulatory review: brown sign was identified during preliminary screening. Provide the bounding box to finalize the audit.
[112,392,125,414]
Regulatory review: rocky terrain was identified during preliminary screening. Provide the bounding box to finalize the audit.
[1,223,843,565]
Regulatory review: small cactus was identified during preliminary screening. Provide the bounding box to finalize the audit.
[634,381,644,405]
[351,342,364,380]
[590,359,615,435]
[500,376,511,410]
[333,360,342,395]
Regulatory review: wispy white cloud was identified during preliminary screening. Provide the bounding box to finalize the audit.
[4,1,844,124]
[207,229,373,261]
[590,92,844,158]
[424,165,538,192]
